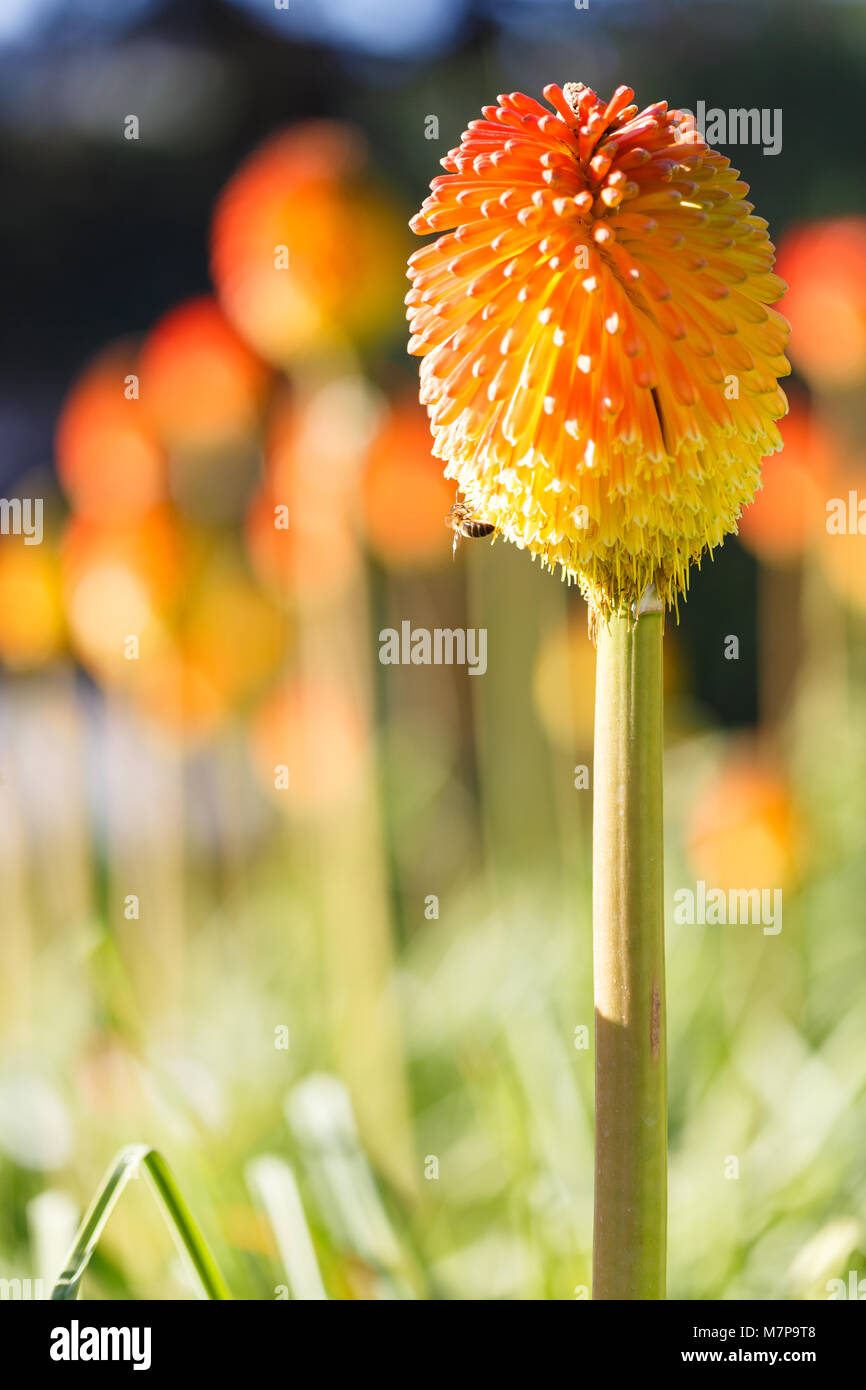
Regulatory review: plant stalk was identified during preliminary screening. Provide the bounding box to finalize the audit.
[592,593,667,1299]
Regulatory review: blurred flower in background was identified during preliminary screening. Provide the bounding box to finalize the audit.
[53,286,290,739]
[250,677,366,816]
[61,505,185,692]
[140,298,271,457]
[62,508,286,738]
[686,749,802,892]
[776,217,866,390]
[738,396,836,565]
[211,123,406,366]
[0,531,65,670]
[360,396,455,571]
[246,382,372,607]
[139,296,273,525]
[142,544,287,738]
[55,347,166,522]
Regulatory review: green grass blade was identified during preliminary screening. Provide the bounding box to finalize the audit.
[286,1074,416,1299]
[50,1144,232,1301]
[246,1155,328,1300]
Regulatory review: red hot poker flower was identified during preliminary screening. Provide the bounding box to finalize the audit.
[407,83,790,620]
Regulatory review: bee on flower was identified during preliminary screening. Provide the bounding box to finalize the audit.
[445,499,497,556]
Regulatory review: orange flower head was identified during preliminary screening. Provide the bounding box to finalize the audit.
[408,83,790,621]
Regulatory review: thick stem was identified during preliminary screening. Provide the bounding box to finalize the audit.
[592,597,667,1299]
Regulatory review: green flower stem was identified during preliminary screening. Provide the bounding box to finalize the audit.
[51,1144,232,1301]
[592,594,667,1300]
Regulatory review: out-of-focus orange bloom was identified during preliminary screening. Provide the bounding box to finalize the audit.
[686,751,800,890]
[817,459,866,614]
[182,553,286,711]
[140,297,272,454]
[63,507,287,737]
[738,398,836,563]
[250,678,366,815]
[62,507,185,685]
[211,122,405,365]
[0,536,65,669]
[246,388,364,606]
[245,482,359,608]
[136,551,288,739]
[265,378,373,504]
[776,217,866,388]
[135,646,226,738]
[246,482,356,607]
[360,398,457,569]
[56,349,166,521]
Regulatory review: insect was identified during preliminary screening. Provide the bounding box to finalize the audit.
[445,501,496,556]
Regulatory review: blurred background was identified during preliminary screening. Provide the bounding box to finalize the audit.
[0,0,865,1300]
